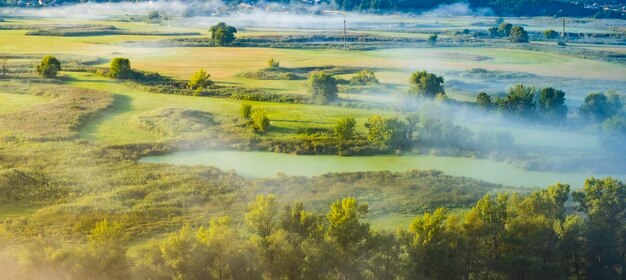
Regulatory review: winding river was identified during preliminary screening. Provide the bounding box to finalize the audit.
[140,150,626,188]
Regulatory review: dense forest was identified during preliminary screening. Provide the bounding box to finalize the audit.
[0,0,622,18]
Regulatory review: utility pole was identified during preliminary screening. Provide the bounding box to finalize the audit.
[562,18,566,38]
[343,18,347,51]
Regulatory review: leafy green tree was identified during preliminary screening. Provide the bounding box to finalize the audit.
[408,70,445,98]
[538,87,568,121]
[240,104,253,119]
[574,177,626,280]
[462,194,509,276]
[197,217,260,279]
[477,92,492,109]
[498,22,513,37]
[364,115,408,149]
[210,22,237,46]
[427,34,438,46]
[326,197,370,252]
[544,29,559,40]
[496,84,536,117]
[402,208,462,279]
[245,194,279,238]
[188,68,213,89]
[488,27,500,38]
[308,71,338,104]
[279,202,320,238]
[251,110,270,133]
[365,232,402,280]
[510,26,529,43]
[86,220,129,280]
[326,197,371,278]
[36,55,61,78]
[554,215,586,280]
[334,117,357,141]
[267,58,280,68]
[350,69,378,85]
[109,57,133,79]
[580,92,624,122]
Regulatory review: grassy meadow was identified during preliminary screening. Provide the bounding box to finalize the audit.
[0,10,625,279]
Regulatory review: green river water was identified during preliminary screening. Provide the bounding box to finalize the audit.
[140,150,626,188]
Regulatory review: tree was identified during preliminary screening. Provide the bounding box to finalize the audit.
[603,116,626,134]
[408,70,445,98]
[498,22,513,37]
[308,71,338,104]
[36,55,61,78]
[210,22,237,46]
[579,92,623,122]
[251,110,270,132]
[403,208,461,279]
[334,117,356,141]
[538,87,568,121]
[240,104,253,119]
[488,27,500,38]
[267,58,280,68]
[427,34,438,46]
[510,26,529,43]
[573,177,626,279]
[0,58,8,78]
[245,194,279,238]
[544,29,559,40]
[350,69,378,86]
[496,84,536,117]
[364,115,408,149]
[477,92,492,109]
[86,220,129,279]
[188,68,213,89]
[326,197,370,251]
[109,57,133,79]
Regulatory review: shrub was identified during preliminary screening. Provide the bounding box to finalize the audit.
[334,117,357,141]
[510,26,529,43]
[210,22,237,46]
[543,29,559,40]
[267,58,280,68]
[252,110,270,132]
[408,71,445,98]
[349,70,378,86]
[188,68,213,89]
[308,71,338,104]
[36,55,61,78]
[109,57,133,79]
[240,104,253,119]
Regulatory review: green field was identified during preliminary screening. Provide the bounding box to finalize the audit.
[0,10,625,280]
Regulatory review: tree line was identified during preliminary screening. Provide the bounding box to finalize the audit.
[7,177,626,280]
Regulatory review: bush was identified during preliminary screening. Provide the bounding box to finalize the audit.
[427,34,438,46]
[252,110,270,132]
[349,70,378,86]
[210,22,237,46]
[188,68,213,89]
[36,55,61,78]
[308,71,338,104]
[109,57,133,79]
[510,26,529,43]
[543,29,559,40]
[408,71,445,98]
[240,104,253,119]
[334,117,357,141]
[267,58,280,68]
